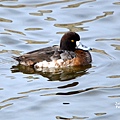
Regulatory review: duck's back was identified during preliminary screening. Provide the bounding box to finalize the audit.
[13,45,59,66]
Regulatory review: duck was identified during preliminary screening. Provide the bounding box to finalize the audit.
[13,32,92,71]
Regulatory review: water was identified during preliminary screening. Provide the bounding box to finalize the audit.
[0,0,120,120]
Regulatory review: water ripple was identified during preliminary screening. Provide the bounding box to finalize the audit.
[62,0,96,9]
[18,82,79,94]
[56,116,89,120]
[0,103,13,110]
[0,95,28,103]
[4,29,26,36]
[54,11,114,32]
[0,4,26,8]
[0,17,12,22]
[41,85,120,96]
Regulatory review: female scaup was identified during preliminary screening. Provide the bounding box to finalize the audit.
[13,32,92,71]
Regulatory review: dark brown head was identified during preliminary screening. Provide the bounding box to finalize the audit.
[60,32,80,51]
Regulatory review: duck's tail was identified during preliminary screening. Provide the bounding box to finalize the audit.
[12,56,21,62]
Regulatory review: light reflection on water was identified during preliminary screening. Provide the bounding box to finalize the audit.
[0,0,120,120]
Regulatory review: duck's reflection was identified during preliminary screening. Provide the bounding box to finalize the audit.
[11,64,91,81]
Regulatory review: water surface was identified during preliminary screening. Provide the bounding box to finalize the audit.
[0,0,120,120]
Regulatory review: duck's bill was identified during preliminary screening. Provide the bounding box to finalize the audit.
[76,41,92,51]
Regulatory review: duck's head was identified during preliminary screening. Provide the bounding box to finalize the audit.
[60,32,80,51]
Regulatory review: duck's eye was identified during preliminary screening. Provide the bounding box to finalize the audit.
[71,40,74,42]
